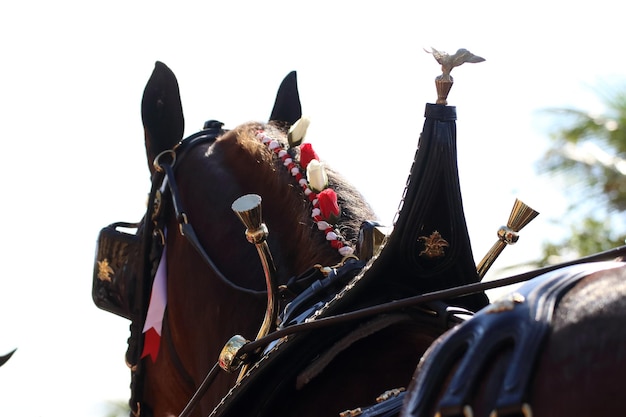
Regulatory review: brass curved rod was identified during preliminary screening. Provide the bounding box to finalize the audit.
[231,194,280,381]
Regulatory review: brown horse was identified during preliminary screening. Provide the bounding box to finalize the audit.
[97,61,626,417]
[401,260,626,417]
[117,62,487,417]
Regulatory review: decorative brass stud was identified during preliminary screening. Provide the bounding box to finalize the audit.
[218,335,249,373]
[339,407,362,417]
[97,259,114,282]
[485,292,525,314]
[376,387,406,403]
[418,231,449,259]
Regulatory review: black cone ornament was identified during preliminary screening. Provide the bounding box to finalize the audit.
[363,48,489,311]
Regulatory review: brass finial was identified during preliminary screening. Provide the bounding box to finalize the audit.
[232,194,267,244]
[476,199,539,279]
[426,47,485,105]
[229,194,280,381]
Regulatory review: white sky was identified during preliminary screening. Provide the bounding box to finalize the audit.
[1,1,625,415]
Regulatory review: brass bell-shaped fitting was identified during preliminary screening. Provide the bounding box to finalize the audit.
[476,199,539,279]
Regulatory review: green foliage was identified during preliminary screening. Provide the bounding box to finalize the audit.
[537,86,626,260]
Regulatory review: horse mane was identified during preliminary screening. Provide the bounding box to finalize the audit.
[220,121,377,270]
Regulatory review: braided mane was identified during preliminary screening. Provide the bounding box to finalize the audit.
[222,121,377,269]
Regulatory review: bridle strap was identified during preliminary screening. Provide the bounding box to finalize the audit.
[155,134,265,295]
[131,123,264,416]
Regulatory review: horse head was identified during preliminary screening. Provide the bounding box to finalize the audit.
[136,62,378,416]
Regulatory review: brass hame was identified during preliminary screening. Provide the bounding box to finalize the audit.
[219,194,280,382]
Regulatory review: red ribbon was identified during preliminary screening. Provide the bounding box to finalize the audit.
[141,327,161,363]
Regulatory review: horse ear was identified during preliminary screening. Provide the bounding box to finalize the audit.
[141,61,185,174]
[269,71,302,125]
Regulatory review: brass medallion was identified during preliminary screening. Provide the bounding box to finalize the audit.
[97,258,114,282]
[418,231,449,259]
